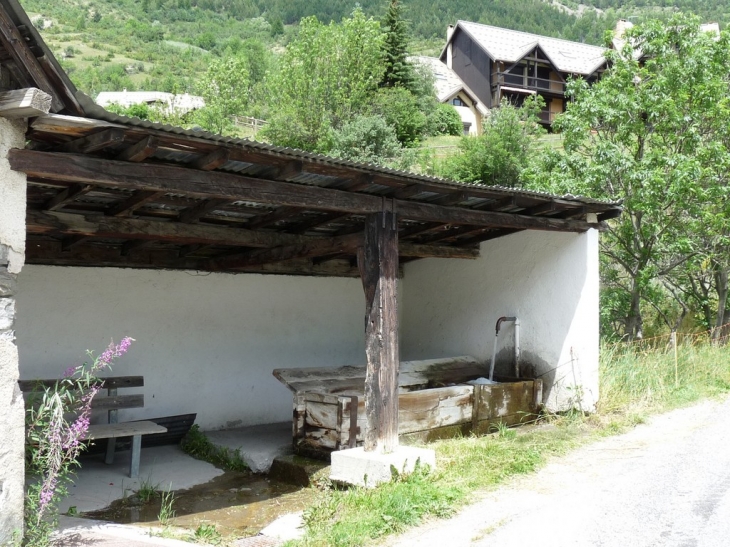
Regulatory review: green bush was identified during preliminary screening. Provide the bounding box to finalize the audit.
[330,114,411,169]
[426,103,463,136]
[369,87,427,146]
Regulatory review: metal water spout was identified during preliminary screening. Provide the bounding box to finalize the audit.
[488,316,521,381]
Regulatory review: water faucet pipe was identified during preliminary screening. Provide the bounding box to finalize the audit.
[489,316,521,380]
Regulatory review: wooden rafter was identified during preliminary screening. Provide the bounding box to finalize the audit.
[106,190,164,217]
[0,3,64,111]
[26,209,479,261]
[55,128,125,154]
[44,183,91,211]
[116,136,158,162]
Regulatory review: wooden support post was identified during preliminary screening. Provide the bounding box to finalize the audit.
[357,211,399,454]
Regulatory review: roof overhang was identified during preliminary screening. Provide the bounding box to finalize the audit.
[0,0,622,278]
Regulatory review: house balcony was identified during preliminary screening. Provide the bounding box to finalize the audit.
[492,72,565,97]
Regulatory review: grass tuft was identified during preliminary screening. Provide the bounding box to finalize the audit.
[181,425,249,472]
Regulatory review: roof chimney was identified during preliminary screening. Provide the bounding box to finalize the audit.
[446,24,455,69]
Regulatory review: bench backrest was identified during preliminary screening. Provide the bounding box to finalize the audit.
[273,356,487,395]
[19,376,145,415]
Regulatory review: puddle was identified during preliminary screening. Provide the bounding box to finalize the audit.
[82,471,317,537]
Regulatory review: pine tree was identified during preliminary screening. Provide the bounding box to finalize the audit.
[380,0,415,90]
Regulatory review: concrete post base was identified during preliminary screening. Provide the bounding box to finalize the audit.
[330,446,436,488]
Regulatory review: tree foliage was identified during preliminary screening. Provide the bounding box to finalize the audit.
[330,115,414,169]
[381,0,415,90]
[194,54,251,134]
[262,10,386,152]
[442,97,545,186]
[529,15,730,339]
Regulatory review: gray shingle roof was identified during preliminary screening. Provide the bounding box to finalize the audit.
[454,21,607,76]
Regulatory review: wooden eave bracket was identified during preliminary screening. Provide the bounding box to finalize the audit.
[0,87,51,119]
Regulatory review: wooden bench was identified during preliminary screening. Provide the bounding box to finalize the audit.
[273,356,543,458]
[19,376,167,478]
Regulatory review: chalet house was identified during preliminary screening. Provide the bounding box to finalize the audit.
[440,21,608,126]
[412,56,487,135]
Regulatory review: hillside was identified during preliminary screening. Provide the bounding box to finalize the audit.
[19,0,725,98]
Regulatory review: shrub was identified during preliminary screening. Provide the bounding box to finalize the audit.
[426,103,463,137]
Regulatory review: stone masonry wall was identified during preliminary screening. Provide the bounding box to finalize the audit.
[0,117,27,543]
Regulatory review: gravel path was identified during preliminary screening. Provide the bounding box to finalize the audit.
[388,395,730,547]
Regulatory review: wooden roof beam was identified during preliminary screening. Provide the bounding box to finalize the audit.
[25,237,362,277]
[55,128,126,154]
[10,150,602,234]
[178,198,231,224]
[290,211,351,234]
[105,190,164,217]
[270,160,303,181]
[0,4,64,111]
[246,206,300,230]
[193,148,230,171]
[44,183,92,211]
[116,136,158,162]
[208,233,479,270]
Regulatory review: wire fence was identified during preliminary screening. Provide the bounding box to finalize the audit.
[605,323,730,356]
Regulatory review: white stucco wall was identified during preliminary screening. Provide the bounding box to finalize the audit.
[16,266,366,429]
[0,117,27,542]
[400,229,599,411]
[15,228,600,432]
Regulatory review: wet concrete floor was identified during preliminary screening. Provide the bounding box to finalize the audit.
[82,470,317,538]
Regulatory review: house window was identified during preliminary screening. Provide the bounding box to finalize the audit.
[451,97,465,107]
[462,122,472,135]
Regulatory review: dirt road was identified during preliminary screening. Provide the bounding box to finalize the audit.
[388,396,730,547]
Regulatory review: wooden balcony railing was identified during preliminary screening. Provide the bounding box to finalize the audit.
[493,72,564,95]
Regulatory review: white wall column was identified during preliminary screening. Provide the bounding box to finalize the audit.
[0,116,27,542]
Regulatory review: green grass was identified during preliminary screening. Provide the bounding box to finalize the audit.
[289,339,730,547]
[180,425,249,472]
[599,337,730,413]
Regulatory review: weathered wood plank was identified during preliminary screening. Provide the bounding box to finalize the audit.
[18,375,143,391]
[476,381,535,419]
[44,184,92,211]
[90,394,144,410]
[84,420,167,440]
[55,128,125,154]
[115,136,158,162]
[358,211,399,453]
[193,148,229,171]
[31,114,126,137]
[25,237,364,277]
[10,150,600,233]
[178,198,231,223]
[0,87,51,118]
[105,190,164,217]
[272,356,483,395]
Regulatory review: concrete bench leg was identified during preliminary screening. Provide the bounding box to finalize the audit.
[129,435,141,478]
[105,438,116,465]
